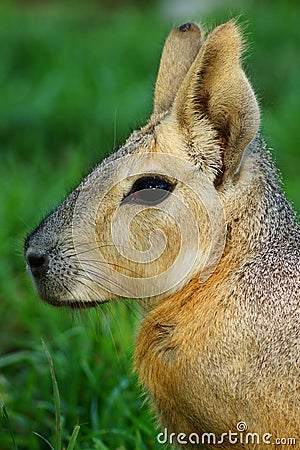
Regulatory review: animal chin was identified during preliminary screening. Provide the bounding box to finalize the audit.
[39,291,106,309]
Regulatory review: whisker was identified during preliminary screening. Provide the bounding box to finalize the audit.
[76,268,134,298]
[67,277,125,368]
[64,242,138,258]
[123,298,142,323]
[68,279,102,330]
[78,259,144,278]
[75,276,102,301]
[101,303,123,369]
[113,107,118,150]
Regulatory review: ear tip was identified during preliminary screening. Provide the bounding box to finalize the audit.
[203,21,243,60]
[176,22,200,33]
[172,22,203,41]
[211,21,243,47]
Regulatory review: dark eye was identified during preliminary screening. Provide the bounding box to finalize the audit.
[122,176,175,205]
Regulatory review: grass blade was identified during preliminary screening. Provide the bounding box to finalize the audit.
[33,432,55,450]
[1,401,18,450]
[66,425,80,450]
[42,339,62,450]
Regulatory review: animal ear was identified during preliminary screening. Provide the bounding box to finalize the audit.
[173,22,260,183]
[153,22,203,115]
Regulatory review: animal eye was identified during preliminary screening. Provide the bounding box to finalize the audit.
[122,176,175,205]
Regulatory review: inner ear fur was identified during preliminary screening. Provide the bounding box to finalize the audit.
[153,22,203,115]
[174,22,260,182]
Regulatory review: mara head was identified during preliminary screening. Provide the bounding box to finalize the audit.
[24,21,259,308]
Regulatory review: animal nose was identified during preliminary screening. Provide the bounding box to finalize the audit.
[26,247,49,278]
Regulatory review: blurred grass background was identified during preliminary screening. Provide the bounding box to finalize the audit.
[0,0,299,448]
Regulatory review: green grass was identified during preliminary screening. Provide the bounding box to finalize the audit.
[0,1,299,449]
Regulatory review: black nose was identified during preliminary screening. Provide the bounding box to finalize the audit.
[26,248,49,278]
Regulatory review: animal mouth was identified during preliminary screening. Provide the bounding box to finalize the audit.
[41,296,107,309]
[35,284,108,309]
